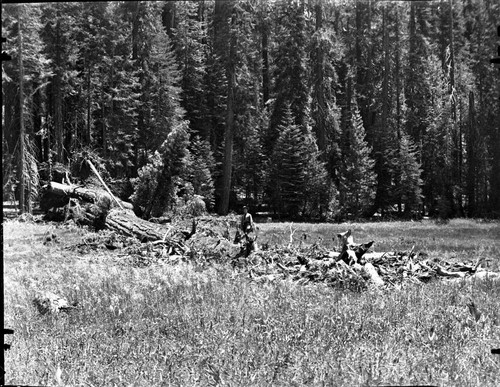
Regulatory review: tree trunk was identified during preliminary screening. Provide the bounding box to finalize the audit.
[18,11,26,214]
[161,1,176,40]
[54,11,64,163]
[105,208,174,243]
[217,0,235,215]
[261,19,270,105]
[395,6,401,140]
[381,5,389,139]
[466,91,476,216]
[101,87,107,157]
[41,181,133,212]
[314,2,326,153]
[86,64,92,145]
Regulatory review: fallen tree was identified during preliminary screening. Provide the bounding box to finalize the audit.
[39,180,195,248]
[40,181,133,212]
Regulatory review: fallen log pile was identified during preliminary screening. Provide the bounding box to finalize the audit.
[63,216,500,290]
[39,160,499,289]
[242,243,499,290]
[238,228,500,290]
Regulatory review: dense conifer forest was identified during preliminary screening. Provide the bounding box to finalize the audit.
[2,0,499,220]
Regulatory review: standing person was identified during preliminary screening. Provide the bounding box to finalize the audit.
[240,206,255,235]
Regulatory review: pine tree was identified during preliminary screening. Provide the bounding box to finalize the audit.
[234,110,268,206]
[390,133,423,216]
[148,29,186,150]
[269,107,305,217]
[405,2,432,148]
[40,2,82,163]
[267,0,310,152]
[97,2,141,176]
[301,130,334,219]
[2,4,49,212]
[132,122,190,218]
[269,105,329,219]
[188,136,216,210]
[309,1,342,180]
[70,2,108,148]
[371,2,395,215]
[172,1,207,137]
[422,56,456,218]
[339,105,377,218]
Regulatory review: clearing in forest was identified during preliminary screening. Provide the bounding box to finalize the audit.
[3,218,500,386]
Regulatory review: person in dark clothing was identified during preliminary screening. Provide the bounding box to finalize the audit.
[236,206,257,256]
[240,206,255,235]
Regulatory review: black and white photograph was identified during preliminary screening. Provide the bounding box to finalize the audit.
[2,0,500,385]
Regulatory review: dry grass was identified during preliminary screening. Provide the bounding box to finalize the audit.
[3,219,500,386]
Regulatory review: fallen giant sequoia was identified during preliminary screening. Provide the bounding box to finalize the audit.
[40,181,192,248]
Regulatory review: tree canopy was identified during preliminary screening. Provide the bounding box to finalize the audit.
[2,0,499,219]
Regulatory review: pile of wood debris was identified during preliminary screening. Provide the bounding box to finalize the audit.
[63,217,500,290]
[39,161,499,290]
[226,228,497,290]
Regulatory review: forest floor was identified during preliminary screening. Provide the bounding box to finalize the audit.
[3,217,500,386]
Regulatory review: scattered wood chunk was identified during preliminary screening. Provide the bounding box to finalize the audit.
[436,265,466,278]
[33,291,77,315]
[363,262,384,287]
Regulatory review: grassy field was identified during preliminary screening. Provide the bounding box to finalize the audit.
[3,218,500,386]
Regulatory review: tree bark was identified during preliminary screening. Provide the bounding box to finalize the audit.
[217,0,235,215]
[105,208,177,243]
[466,91,476,216]
[54,8,64,163]
[18,10,26,214]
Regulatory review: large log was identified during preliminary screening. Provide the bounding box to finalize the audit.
[39,182,188,245]
[41,182,133,211]
[105,208,183,245]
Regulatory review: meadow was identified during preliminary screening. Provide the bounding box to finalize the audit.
[3,218,500,386]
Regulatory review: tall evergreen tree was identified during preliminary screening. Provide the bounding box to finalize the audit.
[267,0,310,152]
[309,0,342,181]
[2,4,49,212]
[339,105,377,218]
[96,2,141,176]
[40,2,82,163]
[390,133,423,216]
[405,2,433,148]
[171,1,207,137]
[269,105,329,218]
[269,107,306,217]
[213,0,237,215]
[188,135,216,210]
